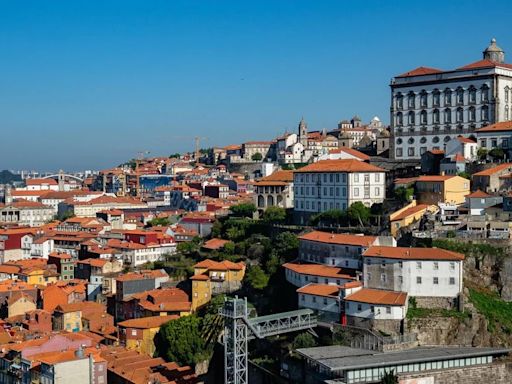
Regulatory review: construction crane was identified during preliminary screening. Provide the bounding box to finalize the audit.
[135,150,150,197]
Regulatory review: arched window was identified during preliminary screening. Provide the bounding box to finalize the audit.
[469,106,476,122]
[506,105,510,121]
[433,89,440,107]
[420,137,427,144]
[433,109,440,124]
[408,137,415,144]
[456,87,464,104]
[505,87,510,104]
[408,111,415,125]
[396,112,403,126]
[396,138,403,145]
[481,105,489,121]
[432,136,440,143]
[456,107,464,123]
[420,110,427,125]
[444,136,451,143]
[420,90,428,108]
[444,108,452,123]
[481,84,489,102]
[396,92,403,109]
[408,92,415,108]
[469,86,476,103]
[444,88,452,106]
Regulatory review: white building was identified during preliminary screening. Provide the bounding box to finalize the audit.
[293,159,386,223]
[254,170,294,210]
[362,246,464,303]
[476,121,512,158]
[283,262,356,287]
[390,39,512,160]
[297,281,362,315]
[444,135,478,161]
[298,231,388,270]
[107,239,176,267]
[344,288,408,322]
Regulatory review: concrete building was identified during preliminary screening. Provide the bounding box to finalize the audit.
[390,39,512,160]
[254,170,294,211]
[415,175,470,205]
[476,121,512,158]
[472,163,512,193]
[283,262,356,287]
[293,159,386,224]
[363,246,464,308]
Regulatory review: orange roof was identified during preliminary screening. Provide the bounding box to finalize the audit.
[48,252,72,260]
[476,121,512,132]
[202,238,231,250]
[26,178,58,185]
[474,163,512,176]
[116,269,168,282]
[328,147,370,161]
[298,231,376,247]
[466,189,491,198]
[456,135,476,144]
[397,66,443,77]
[391,204,431,221]
[193,259,245,271]
[294,159,384,173]
[283,263,354,279]
[453,153,466,163]
[429,149,445,155]
[363,246,464,261]
[457,59,512,71]
[259,170,294,182]
[0,280,36,293]
[345,288,407,306]
[118,315,178,329]
[416,175,455,182]
[296,284,340,298]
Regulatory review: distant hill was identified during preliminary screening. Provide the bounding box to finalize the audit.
[0,170,21,184]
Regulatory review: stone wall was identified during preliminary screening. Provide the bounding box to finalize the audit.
[415,296,458,310]
[398,360,512,384]
[347,316,402,335]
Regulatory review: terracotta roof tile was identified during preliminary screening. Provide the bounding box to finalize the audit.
[298,231,377,247]
[283,263,355,279]
[118,315,178,329]
[296,283,341,298]
[294,159,384,173]
[474,163,512,176]
[466,189,491,198]
[396,66,444,78]
[476,121,512,132]
[391,204,431,222]
[345,288,407,306]
[363,246,464,261]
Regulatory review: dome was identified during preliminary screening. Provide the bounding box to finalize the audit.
[371,116,381,122]
[483,38,505,63]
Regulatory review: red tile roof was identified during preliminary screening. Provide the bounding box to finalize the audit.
[457,59,512,71]
[294,159,384,173]
[396,66,443,78]
[202,238,232,250]
[456,135,476,144]
[466,189,491,198]
[474,163,512,176]
[416,175,455,182]
[391,204,431,222]
[296,284,340,298]
[193,259,245,271]
[118,315,178,329]
[345,288,407,306]
[328,147,370,161]
[298,231,377,247]
[363,246,464,261]
[283,263,354,279]
[476,121,512,132]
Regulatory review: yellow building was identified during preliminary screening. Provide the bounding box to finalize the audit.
[53,303,83,332]
[118,315,177,356]
[389,200,438,237]
[415,175,470,205]
[190,259,245,311]
[7,292,37,318]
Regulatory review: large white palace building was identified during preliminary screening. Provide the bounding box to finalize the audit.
[390,39,512,160]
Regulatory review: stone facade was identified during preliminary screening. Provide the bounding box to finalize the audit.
[347,315,402,335]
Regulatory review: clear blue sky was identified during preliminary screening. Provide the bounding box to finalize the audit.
[1,0,511,171]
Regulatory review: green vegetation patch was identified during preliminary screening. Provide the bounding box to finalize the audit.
[469,288,512,333]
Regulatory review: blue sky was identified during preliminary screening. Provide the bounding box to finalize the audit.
[1,0,511,171]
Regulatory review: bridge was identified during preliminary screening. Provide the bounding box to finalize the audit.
[220,297,317,384]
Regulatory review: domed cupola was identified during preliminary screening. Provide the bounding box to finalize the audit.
[483,38,505,64]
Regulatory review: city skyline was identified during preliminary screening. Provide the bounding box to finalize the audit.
[1,0,512,170]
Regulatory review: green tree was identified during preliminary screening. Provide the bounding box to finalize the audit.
[489,147,505,160]
[394,186,414,204]
[347,202,371,226]
[291,332,317,350]
[265,252,282,275]
[147,217,171,227]
[274,232,299,261]
[223,241,235,255]
[477,148,488,160]
[231,203,257,218]
[211,220,223,238]
[169,153,181,158]
[261,206,286,223]
[177,237,201,255]
[251,152,263,161]
[380,370,398,384]
[155,315,206,366]
[457,171,471,179]
[245,265,269,290]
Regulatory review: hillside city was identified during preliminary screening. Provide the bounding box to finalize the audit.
[3,39,512,384]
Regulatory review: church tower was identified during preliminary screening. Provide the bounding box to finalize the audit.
[483,38,505,64]
[298,117,308,146]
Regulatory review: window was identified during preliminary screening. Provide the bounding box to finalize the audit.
[131,329,137,336]
[444,135,451,143]
[417,276,422,284]
[469,86,476,103]
[433,277,439,285]
[408,111,415,125]
[386,306,391,314]
[456,107,464,123]
[354,187,359,196]
[398,275,403,284]
[357,304,362,311]
[420,136,427,144]
[444,108,452,123]
[450,262,455,270]
[420,110,427,125]
[492,139,498,147]
[416,261,422,269]
[444,89,452,106]
[396,93,403,109]
[396,148,403,157]
[503,138,509,148]
[433,262,439,270]
[480,139,487,148]
[420,90,427,107]
[469,106,476,122]
[312,296,316,303]
[505,87,510,103]
[433,89,440,106]
[408,92,415,108]
[370,305,375,313]
[450,277,456,285]
[481,84,489,102]
[375,173,380,182]
[433,109,440,124]
[323,298,328,305]
[354,174,359,182]
[456,87,464,104]
[375,187,380,196]
[408,147,415,156]
[398,261,403,268]
[396,138,403,145]
[381,274,387,283]
[506,106,510,121]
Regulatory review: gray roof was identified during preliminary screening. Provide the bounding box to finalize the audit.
[296,346,510,372]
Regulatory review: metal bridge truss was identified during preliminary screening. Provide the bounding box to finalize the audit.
[220,297,317,384]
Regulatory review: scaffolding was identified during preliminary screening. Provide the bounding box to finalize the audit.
[220,297,317,384]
